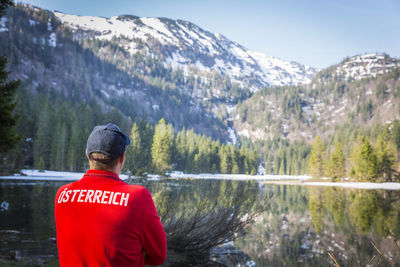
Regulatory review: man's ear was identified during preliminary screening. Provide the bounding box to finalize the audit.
[86,149,89,159]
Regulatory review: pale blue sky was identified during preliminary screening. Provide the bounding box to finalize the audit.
[19,0,400,68]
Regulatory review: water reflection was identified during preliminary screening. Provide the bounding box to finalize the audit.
[144,179,259,265]
[0,179,399,266]
[0,181,62,265]
[235,184,400,266]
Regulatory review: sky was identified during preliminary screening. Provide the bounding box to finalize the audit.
[19,0,400,69]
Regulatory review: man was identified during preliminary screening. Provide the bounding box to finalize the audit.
[55,123,167,266]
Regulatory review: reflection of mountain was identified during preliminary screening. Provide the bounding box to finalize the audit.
[235,185,400,266]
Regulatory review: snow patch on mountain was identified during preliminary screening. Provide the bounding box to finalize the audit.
[48,32,57,47]
[336,53,400,81]
[249,51,316,86]
[53,11,317,91]
[0,17,8,32]
[228,127,237,145]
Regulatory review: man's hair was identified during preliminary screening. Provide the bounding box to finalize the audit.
[88,152,120,170]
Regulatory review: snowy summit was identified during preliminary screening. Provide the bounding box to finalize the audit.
[53,11,317,91]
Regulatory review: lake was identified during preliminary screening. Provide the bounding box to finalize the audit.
[0,177,399,266]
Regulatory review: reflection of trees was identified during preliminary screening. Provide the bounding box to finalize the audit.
[149,179,258,265]
[31,183,57,241]
[0,183,32,230]
[308,187,400,238]
[0,182,61,262]
[237,185,400,266]
[325,187,346,226]
[308,187,325,233]
[348,190,400,239]
[349,190,379,234]
[370,191,400,238]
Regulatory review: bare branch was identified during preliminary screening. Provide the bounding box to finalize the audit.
[393,235,400,255]
[328,252,340,267]
[370,240,395,267]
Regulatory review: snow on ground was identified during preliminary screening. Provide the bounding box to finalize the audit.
[0,169,128,181]
[52,9,316,89]
[54,12,175,45]
[48,32,57,47]
[336,54,400,81]
[304,182,400,190]
[0,17,8,32]
[1,170,399,190]
[169,172,310,181]
[238,129,250,138]
[227,127,237,145]
[28,19,39,26]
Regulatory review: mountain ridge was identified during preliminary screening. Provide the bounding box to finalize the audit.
[232,53,400,142]
[51,7,317,91]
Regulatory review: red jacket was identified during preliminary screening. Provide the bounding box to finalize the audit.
[55,169,167,266]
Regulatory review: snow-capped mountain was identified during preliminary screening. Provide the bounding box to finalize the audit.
[232,52,400,142]
[335,53,400,81]
[53,11,317,91]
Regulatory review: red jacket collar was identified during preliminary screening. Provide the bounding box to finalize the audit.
[83,169,122,181]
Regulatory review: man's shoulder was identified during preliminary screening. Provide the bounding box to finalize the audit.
[120,183,150,195]
[56,182,75,193]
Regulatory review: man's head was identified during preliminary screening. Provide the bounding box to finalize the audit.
[86,123,130,174]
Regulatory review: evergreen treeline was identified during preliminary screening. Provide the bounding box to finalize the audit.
[0,0,20,174]
[308,122,400,182]
[7,88,129,173]
[126,118,258,175]
[5,87,258,175]
[248,137,311,175]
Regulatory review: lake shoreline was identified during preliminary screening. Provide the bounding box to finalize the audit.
[1,169,399,190]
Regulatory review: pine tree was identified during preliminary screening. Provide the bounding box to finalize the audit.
[278,157,285,175]
[350,136,378,181]
[219,145,231,174]
[125,123,143,174]
[0,56,20,171]
[326,142,346,181]
[392,120,400,151]
[0,0,20,163]
[308,136,325,179]
[151,118,174,174]
[0,0,13,15]
[33,104,53,169]
[375,130,397,182]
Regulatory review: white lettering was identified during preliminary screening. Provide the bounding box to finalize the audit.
[101,191,110,204]
[94,190,102,204]
[57,188,130,207]
[120,193,129,206]
[112,192,121,205]
[85,190,94,203]
[77,189,87,202]
[108,192,114,204]
[63,190,71,202]
[57,189,66,203]
[71,190,80,202]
